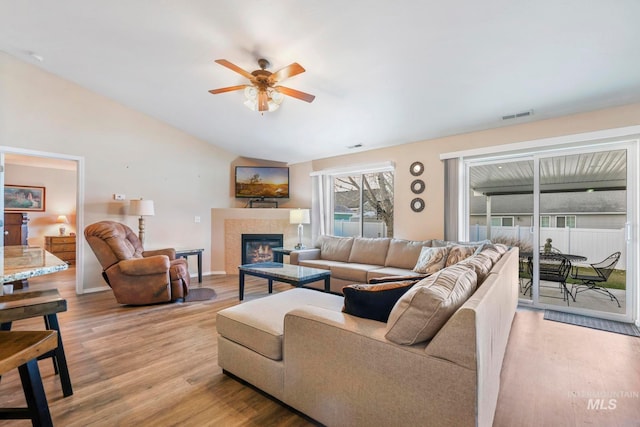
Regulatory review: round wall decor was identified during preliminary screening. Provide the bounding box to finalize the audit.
[409,161,424,176]
[410,179,425,194]
[410,198,425,212]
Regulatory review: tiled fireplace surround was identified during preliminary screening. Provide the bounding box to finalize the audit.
[211,208,306,274]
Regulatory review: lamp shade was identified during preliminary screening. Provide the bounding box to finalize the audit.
[289,209,310,225]
[56,215,69,224]
[130,199,155,216]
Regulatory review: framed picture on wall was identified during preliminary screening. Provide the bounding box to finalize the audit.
[4,185,46,212]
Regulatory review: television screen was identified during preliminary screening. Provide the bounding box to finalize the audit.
[235,166,290,198]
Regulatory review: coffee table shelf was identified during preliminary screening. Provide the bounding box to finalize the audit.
[238,262,331,300]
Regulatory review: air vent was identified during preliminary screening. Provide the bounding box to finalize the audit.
[502,109,534,120]
[347,143,363,149]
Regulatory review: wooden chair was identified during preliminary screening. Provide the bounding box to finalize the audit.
[0,330,58,426]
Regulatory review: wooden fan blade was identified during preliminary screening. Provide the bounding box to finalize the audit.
[208,85,248,94]
[258,91,269,112]
[214,59,256,81]
[268,63,306,84]
[275,86,316,103]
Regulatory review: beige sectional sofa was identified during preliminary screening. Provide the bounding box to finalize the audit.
[217,245,519,427]
[291,235,481,293]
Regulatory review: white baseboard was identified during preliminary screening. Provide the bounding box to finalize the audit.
[81,285,110,294]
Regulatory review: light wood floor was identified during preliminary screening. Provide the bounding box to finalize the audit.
[1,269,639,426]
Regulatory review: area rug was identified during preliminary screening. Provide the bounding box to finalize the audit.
[185,287,217,302]
[544,310,640,337]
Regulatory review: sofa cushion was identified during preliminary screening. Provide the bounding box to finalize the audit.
[348,237,391,265]
[298,259,345,270]
[384,239,432,269]
[385,264,478,345]
[319,235,354,262]
[413,246,450,274]
[367,267,424,282]
[331,263,382,284]
[342,281,417,322]
[217,288,344,361]
[457,253,493,284]
[445,245,477,267]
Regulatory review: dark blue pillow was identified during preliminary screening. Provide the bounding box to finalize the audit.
[342,281,417,322]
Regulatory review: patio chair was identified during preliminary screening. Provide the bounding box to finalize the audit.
[570,252,621,308]
[525,254,573,304]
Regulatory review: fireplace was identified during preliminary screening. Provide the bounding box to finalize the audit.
[241,234,284,265]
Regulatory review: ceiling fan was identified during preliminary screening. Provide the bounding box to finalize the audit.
[209,58,315,113]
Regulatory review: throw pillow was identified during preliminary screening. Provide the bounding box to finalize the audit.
[478,245,503,263]
[457,253,493,284]
[445,245,477,267]
[413,246,449,274]
[342,281,418,322]
[385,264,478,345]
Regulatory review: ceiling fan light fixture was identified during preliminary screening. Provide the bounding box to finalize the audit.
[210,58,315,112]
[243,86,284,112]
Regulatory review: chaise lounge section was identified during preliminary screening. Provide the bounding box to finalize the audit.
[217,244,519,426]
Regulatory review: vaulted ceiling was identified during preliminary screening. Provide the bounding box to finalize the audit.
[2,1,640,164]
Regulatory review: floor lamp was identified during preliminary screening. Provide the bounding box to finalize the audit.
[129,199,155,245]
[290,209,310,250]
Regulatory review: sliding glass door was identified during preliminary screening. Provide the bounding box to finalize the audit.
[465,142,635,322]
[467,158,535,301]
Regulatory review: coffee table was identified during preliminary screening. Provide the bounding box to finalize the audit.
[238,262,331,300]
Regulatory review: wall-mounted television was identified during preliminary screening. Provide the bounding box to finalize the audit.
[235,166,290,199]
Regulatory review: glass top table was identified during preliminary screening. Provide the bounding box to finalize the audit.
[2,246,69,286]
[237,262,331,301]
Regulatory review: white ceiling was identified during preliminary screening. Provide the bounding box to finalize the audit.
[2,1,640,164]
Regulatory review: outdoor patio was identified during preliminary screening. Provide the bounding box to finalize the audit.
[518,279,626,315]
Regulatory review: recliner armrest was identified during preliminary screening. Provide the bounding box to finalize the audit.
[118,255,170,275]
[143,248,176,260]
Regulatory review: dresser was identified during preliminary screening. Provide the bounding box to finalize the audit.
[44,235,76,265]
[4,212,29,246]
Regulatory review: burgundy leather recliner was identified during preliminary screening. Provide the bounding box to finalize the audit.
[84,221,190,305]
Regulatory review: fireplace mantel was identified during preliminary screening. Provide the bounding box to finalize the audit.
[211,208,308,274]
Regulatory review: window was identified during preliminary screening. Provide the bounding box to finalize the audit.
[491,216,514,227]
[332,171,394,238]
[540,216,551,228]
[556,215,576,228]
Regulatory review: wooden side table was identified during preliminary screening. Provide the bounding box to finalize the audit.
[175,248,204,283]
[44,235,76,265]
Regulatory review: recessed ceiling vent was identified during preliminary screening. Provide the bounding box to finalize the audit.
[502,109,534,120]
[347,143,363,149]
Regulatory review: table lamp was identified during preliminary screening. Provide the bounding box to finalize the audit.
[129,199,155,244]
[290,208,310,250]
[56,215,69,236]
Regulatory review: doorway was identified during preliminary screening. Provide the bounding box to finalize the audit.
[464,141,636,323]
[0,147,84,294]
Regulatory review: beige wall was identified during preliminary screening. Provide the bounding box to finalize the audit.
[5,163,77,245]
[0,52,237,292]
[3,50,640,292]
[294,103,640,241]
